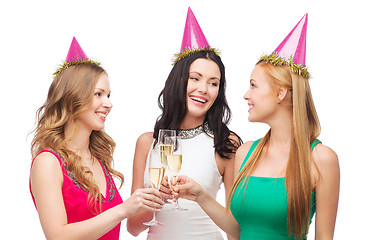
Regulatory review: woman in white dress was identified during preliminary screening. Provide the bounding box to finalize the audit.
[126,7,241,240]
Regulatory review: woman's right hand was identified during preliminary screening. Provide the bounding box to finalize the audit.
[171,175,204,203]
[122,188,164,217]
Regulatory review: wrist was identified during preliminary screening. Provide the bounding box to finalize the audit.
[196,188,209,205]
[117,203,129,220]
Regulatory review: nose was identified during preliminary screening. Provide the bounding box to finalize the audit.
[243,90,250,100]
[103,97,113,109]
[198,81,207,94]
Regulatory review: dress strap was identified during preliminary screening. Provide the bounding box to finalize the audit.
[311,139,322,151]
[239,139,321,172]
[239,139,262,171]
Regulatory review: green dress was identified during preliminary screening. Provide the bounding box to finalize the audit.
[230,139,321,239]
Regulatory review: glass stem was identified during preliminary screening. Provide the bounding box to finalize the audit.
[152,212,156,222]
[173,175,180,207]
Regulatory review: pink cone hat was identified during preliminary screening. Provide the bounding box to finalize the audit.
[53,37,100,76]
[275,13,308,65]
[65,37,88,62]
[173,7,219,64]
[180,7,210,52]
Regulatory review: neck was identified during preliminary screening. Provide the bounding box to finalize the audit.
[267,110,292,148]
[64,121,92,160]
[179,115,205,129]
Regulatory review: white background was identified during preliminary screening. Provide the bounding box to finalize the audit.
[1,0,364,239]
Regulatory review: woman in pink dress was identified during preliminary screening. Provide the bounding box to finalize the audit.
[30,37,164,240]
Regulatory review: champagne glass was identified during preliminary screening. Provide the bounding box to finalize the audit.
[143,146,166,226]
[157,129,176,168]
[157,129,176,204]
[166,136,187,211]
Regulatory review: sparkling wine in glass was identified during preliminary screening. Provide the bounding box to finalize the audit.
[143,146,165,226]
[167,136,187,211]
[157,129,176,168]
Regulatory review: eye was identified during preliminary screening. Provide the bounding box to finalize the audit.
[250,83,256,88]
[210,82,219,87]
[95,92,102,97]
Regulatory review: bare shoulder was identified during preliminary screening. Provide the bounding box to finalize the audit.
[312,143,339,169]
[31,151,62,175]
[237,141,255,157]
[234,141,255,176]
[135,132,154,158]
[312,143,340,185]
[136,132,154,146]
[134,132,154,159]
[132,132,154,190]
[30,151,63,193]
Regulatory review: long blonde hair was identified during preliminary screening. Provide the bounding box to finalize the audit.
[228,62,321,239]
[31,63,124,214]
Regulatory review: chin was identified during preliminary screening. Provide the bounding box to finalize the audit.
[93,125,105,131]
[187,108,207,118]
[248,115,258,123]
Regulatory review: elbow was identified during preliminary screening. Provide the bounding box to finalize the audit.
[127,228,140,237]
[44,234,66,240]
[126,219,142,237]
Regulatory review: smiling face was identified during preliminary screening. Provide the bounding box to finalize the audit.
[244,64,279,123]
[185,58,220,123]
[77,73,112,131]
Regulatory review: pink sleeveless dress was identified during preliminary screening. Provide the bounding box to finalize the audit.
[30,149,123,240]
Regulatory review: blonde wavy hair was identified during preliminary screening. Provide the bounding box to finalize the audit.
[228,61,321,239]
[31,63,124,214]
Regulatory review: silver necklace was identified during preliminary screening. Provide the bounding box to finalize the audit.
[177,122,214,139]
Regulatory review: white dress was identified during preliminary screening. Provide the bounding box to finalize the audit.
[144,124,224,240]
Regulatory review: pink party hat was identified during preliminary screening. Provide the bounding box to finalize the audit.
[260,14,310,78]
[54,37,100,76]
[65,37,88,62]
[275,13,308,65]
[180,7,210,52]
[173,7,220,64]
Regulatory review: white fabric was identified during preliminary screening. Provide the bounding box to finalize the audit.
[144,132,224,240]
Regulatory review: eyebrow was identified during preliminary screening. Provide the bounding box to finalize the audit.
[95,88,111,94]
[190,71,220,81]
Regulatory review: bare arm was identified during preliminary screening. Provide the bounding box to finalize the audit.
[172,176,240,239]
[312,144,340,240]
[31,151,163,240]
[172,142,253,239]
[222,134,244,201]
[222,158,236,240]
[219,134,242,240]
[126,132,154,236]
[126,132,172,236]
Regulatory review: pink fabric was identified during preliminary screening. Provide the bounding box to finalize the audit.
[30,149,123,240]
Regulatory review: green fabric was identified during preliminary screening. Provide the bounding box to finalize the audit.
[230,139,320,239]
